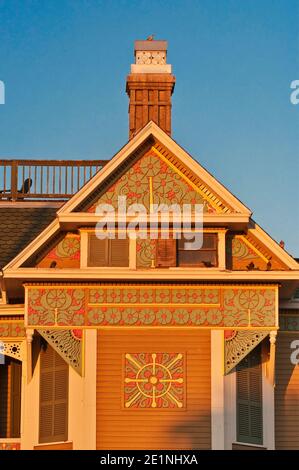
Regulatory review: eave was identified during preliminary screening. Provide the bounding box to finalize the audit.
[4,267,299,282]
[58,212,250,231]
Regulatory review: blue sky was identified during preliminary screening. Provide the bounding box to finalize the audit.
[0,0,298,255]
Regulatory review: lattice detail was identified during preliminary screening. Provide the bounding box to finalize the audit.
[224,330,269,374]
[0,340,24,361]
[37,329,83,375]
[124,352,185,409]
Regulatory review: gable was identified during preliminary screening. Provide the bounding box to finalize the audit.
[2,123,297,272]
[36,233,80,269]
[228,232,289,271]
[86,146,221,214]
[58,122,251,216]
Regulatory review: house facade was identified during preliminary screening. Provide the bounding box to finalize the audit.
[0,39,299,451]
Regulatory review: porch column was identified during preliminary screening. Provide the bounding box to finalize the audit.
[263,331,277,450]
[211,330,225,449]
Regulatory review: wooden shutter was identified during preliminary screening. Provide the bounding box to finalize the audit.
[10,360,21,438]
[156,239,177,267]
[39,343,68,444]
[110,238,129,267]
[0,358,21,438]
[236,345,263,445]
[0,362,9,437]
[88,234,108,266]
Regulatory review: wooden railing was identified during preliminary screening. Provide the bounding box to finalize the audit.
[0,159,108,201]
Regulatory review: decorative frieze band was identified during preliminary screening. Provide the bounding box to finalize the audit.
[25,284,278,329]
[0,321,25,338]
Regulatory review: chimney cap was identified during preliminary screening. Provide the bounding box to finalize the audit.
[134,40,168,52]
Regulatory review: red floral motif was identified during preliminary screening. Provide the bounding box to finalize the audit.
[27,286,277,328]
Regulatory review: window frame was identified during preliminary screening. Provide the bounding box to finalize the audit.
[177,232,219,268]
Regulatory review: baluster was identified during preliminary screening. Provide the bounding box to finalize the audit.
[11,160,18,201]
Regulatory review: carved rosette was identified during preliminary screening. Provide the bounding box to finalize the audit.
[124,352,185,409]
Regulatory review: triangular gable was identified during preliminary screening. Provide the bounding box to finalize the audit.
[229,231,290,271]
[3,122,298,271]
[57,121,252,216]
[86,146,219,214]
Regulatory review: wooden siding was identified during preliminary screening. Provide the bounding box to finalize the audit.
[275,332,299,450]
[96,329,211,450]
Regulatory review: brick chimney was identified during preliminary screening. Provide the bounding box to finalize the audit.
[126,39,175,139]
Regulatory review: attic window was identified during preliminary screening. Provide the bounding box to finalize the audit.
[178,233,218,267]
[87,234,129,267]
[155,233,219,268]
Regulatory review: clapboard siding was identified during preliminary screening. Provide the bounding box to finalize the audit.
[275,333,299,449]
[96,329,211,450]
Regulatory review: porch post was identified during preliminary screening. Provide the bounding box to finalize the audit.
[211,330,225,449]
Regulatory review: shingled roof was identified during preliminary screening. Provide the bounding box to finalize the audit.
[0,207,57,269]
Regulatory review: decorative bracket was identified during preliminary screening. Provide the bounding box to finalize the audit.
[224,329,270,374]
[37,329,83,375]
[0,340,25,362]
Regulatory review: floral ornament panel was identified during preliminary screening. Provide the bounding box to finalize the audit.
[0,322,25,338]
[37,234,80,268]
[231,237,267,270]
[27,288,85,326]
[224,329,269,374]
[26,285,278,328]
[88,150,216,213]
[124,352,185,409]
[230,235,287,271]
[136,238,156,268]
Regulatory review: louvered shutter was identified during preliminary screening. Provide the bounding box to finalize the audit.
[39,344,68,443]
[110,238,129,267]
[10,360,21,438]
[156,238,177,267]
[88,235,108,266]
[0,362,9,437]
[236,345,263,445]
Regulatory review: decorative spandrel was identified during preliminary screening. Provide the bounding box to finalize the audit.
[124,352,185,409]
